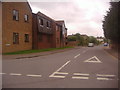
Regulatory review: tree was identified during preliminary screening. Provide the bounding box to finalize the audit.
[102,2,119,43]
[88,36,98,45]
[67,36,77,41]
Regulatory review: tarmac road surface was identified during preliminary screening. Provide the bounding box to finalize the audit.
[2,45,118,88]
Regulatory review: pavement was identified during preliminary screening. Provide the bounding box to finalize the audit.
[2,47,76,60]
[103,46,119,60]
[2,45,118,88]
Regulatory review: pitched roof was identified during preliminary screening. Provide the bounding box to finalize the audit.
[56,20,65,25]
[37,11,55,22]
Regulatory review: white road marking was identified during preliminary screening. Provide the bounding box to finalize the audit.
[73,73,89,76]
[26,74,42,77]
[54,72,68,75]
[74,54,81,58]
[49,75,65,78]
[10,73,22,76]
[49,72,68,78]
[55,60,71,72]
[96,74,115,77]
[72,76,89,80]
[0,73,6,75]
[97,77,113,80]
[84,56,102,63]
[49,60,70,78]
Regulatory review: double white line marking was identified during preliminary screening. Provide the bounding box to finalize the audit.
[49,72,68,78]
[96,74,116,80]
[72,73,89,80]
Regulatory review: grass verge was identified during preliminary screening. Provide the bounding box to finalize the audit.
[3,46,74,55]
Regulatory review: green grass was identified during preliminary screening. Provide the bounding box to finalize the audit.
[3,46,74,55]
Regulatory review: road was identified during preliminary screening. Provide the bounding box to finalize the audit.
[2,45,118,88]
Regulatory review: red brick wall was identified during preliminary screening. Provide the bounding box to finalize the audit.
[32,13,38,49]
[2,2,32,53]
[67,41,78,46]
[32,13,57,49]
[37,34,52,49]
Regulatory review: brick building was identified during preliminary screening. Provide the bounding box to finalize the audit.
[32,12,55,49]
[55,22,62,48]
[32,12,68,49]
[2,2,32,53]
[56,21,68,47]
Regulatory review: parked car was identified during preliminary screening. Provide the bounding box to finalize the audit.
[104,43,108,46]
[88,43,94,47]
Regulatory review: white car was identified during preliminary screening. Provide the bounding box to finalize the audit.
[88,43,94,47]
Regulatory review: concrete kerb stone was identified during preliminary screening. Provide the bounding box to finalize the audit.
[2,47,78,60]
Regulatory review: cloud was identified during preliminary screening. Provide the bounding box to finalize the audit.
[29,0,110,37]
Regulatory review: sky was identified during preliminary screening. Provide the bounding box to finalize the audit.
[29,0,110,37]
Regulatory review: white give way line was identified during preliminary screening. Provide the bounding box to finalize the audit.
[10,73,22,76]
[26,74,42,77]
[0,73,6,75]
[96,74,116,80]
[72,73,89,80]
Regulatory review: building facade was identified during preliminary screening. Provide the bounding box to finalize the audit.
[32,12,68,49]
[2,2,32,53]
[55,22,62,48]
[32,12,56,49]
[56,21,68,47]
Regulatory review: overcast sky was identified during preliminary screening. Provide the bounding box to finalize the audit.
[29,0,110,37]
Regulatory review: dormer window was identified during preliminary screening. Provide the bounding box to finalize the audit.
[39,18,43,26]
[13,9,19,21]
[47,21,50,28]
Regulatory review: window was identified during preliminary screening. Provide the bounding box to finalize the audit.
[13,33,19,44]
[47,21,49,27]
[38,33,42,42]
[56,25,59,31]
[47,21,50,28]
[25,34,29,42]
[13,10,19,21]
[39,18,43,26]
[24,15,29,22]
